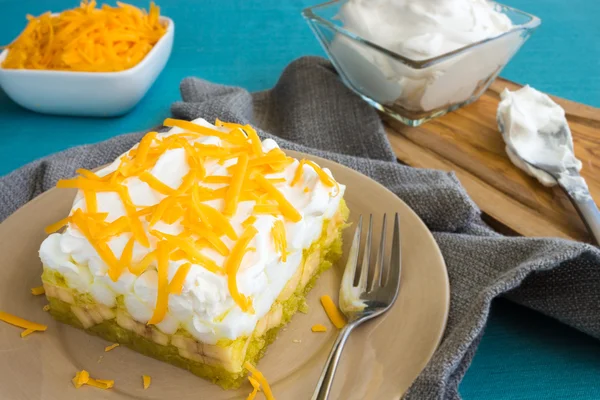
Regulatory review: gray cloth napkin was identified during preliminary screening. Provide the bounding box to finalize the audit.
[1,57,599,400]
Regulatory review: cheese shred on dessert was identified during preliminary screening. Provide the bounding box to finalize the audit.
[39,117,348,389]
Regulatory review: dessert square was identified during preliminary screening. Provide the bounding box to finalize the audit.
[39,118,348,388]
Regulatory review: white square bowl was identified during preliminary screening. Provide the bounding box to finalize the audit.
[0,16,174,117]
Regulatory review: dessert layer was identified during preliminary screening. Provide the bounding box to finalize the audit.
[39,118,346,344]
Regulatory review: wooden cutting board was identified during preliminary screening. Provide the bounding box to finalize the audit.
[383,77,600,243]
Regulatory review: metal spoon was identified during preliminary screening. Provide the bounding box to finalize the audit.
[498,121,600,245]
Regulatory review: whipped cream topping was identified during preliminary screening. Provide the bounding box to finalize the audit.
[496,85,590,199]
[331,0,521,112]
[39,118,345,343]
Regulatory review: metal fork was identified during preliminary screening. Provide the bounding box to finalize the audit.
[311,213,402,400]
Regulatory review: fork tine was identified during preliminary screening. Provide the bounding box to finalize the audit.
[370,213,387,290]
[342,215,362,289]
[385,213,401,292]
[357,214,372,292]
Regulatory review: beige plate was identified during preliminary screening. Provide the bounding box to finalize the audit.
[0,150,449,400]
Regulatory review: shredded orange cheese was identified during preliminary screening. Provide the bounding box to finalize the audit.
[255,175,301,222]
[72,370,90,388]
[117,188,150,248]
[71,210,122,282]
[30,286,45,296]
[246,375,261,400]
[76,168,105,181]
[0,311,48,337]
[135,132,158,167]
[311,324,327,332]
[271,220,287,262]
[96,216,129,240]
[242,215,256,227]
[168,263,191,295]
[224,152,249,216]
[292,160,305,186]
[303,160,337,187]
[2,1,167,72]
[148,197,176,227]
[245,362,275,400]
[83,190,98,214]
[152,233,223,274]
[193,202,237,240]
[225,226,258,312]
[148,241,169,324]
[45,216,70,234]
[320,295,347,329]
[86,378,114,390]
[191,228,229,256]
[116,237,135,280]
[248,148,287,167]
[203,175,231,184]
[21,329,36,338]
[139,171,176,195]
[142,375,152,389]
[293,159,339,195]
[253,205,281,215]
[244,125,263,156]
[129,250,156,276]
[249,376,261,389]
[104,343,119,352]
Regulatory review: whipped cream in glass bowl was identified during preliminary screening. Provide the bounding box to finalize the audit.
[302,0,540,126]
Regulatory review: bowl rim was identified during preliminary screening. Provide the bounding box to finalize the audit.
[302,0,541,69]
[0,16,174,77]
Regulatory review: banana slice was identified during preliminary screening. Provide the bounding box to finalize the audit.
[152,330,169,346]
[96,304,115,320]
[300,249,321,288]
[277,264,302,302]
[56,287,75,305]
[172,335,198,353]
[71,306,93,328]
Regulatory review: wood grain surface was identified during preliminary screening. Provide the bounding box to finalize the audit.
[383,77,600,243]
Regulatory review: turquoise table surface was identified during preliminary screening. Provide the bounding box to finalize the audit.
[1,0,600,398]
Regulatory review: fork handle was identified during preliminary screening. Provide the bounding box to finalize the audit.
[311,323,356,400]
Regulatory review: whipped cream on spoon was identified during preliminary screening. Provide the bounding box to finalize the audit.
[497,85,600,244]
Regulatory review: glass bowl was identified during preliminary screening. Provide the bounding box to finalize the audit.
[302,1,540,126]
